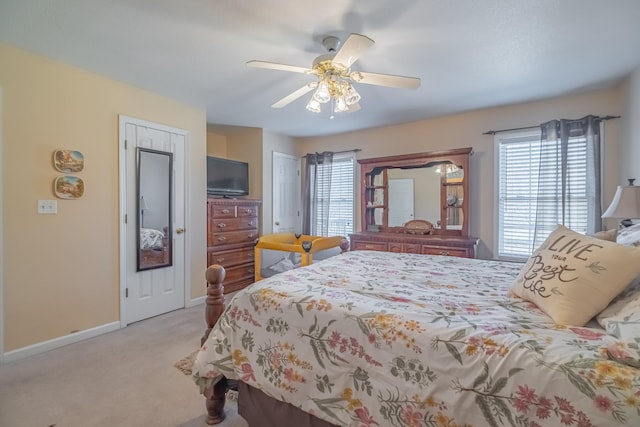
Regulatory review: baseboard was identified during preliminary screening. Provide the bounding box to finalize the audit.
[2,321,121,364]
[188,295,206,307]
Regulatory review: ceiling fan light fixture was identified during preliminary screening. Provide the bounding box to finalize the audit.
[334,96,347,113]
[313,81,331,103]
[306,98,321,113]
[344,84,361,105]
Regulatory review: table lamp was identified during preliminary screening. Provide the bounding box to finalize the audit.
[602,178,640,227]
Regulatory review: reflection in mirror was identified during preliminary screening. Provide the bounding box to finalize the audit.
[137,148,173,271]
[379,161,465,230]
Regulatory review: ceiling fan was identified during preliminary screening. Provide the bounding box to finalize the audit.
[247,33,421,114]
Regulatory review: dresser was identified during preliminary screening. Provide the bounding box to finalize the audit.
[207,198,261,294]
[350,232,478,258]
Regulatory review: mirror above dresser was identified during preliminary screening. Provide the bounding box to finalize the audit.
[351,148,479,258]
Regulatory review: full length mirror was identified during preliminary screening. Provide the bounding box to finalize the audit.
[137,148,173,271]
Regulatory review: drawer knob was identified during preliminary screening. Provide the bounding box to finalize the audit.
[217,236,227,242]
[215,257,225,263]
[217,222,227,228]
[439,251,450,256]
[244,208,252,214]
[248,268,255,273]
[248,220,255,226]
[365,244,374,249]
[221,209,230,214]
[248,233,256,239]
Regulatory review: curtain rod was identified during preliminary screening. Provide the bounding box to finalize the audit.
[302,148,361,158]
[482,115,621,135]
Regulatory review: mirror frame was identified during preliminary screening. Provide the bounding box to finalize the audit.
[358,148,472,237]
[136,147,173,271]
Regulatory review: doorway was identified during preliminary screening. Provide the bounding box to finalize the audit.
[118,116,188,325]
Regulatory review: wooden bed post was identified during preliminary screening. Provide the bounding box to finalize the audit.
[202,264,227,425]
[340,238,350,253]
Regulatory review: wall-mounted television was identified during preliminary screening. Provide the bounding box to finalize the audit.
[206,156,249,197]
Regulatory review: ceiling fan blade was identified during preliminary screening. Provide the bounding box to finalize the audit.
[331,33,374,69]
[247,60,313,75]
[351,70,421,89]
[271,82,318,108]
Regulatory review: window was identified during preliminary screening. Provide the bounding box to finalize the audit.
[310,152,355,237]
[496,129,593,260]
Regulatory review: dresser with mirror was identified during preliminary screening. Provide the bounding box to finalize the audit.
[350,147,479,258]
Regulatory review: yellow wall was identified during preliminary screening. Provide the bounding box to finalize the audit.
[0,43,207,352]
[298,87,624,259]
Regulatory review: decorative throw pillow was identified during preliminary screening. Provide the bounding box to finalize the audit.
[597,276,640,341]
[590,228,617,242]
[509,224,640,326]
[617,222,640,247]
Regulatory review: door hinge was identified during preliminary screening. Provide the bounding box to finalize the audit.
[124,139,128,150]
[124,213,127,224]
[126,288,129,298]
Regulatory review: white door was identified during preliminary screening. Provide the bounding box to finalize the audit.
[388,178,415,226]
[272,152,300,233]
[119,116,187,325]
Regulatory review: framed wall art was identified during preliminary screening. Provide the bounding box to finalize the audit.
[54,175,84,199]
[53,149,84,173]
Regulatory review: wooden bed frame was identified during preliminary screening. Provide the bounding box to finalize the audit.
[200,239,350,425]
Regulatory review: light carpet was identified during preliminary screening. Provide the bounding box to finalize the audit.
[0,304,248,427]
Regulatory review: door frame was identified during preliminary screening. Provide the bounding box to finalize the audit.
[118,115,191,327]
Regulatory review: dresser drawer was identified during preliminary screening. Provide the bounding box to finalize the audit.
[208,247,255,268]
[210,204,236,218]
[237,205,258,217]
[351,241,387,251]
[388,242,420,254]
[421,246,471,258]
[223,263,255,286]
[210,216,258,232]
[209,230,259,247]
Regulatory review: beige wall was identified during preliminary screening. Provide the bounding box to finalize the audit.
[0,43,207,352]
[297,87,624,259]
[620,68,640,182]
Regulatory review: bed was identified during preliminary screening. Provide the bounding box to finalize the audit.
[139,226,169,267]
[193,225,640,427]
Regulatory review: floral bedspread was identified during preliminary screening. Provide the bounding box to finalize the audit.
[193,251,640,427]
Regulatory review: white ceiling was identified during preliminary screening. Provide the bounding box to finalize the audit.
[1,0,640,138]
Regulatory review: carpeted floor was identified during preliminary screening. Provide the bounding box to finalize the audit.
[0,304,248,427]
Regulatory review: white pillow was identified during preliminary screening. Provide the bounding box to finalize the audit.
[509,225,640,326]
[617,222,640,247]
[597,276,640,341]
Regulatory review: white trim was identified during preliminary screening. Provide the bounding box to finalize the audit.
[2,321,120,363]
[118,117,128,327]
[0,87,4,363]
[187,295,206,307]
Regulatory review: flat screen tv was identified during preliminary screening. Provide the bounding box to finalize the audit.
[207,156,249,197]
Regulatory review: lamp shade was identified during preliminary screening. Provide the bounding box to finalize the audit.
[140,196,149,211]
[602,184,640,219]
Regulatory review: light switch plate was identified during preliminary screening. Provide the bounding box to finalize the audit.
[37,199,58,214]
